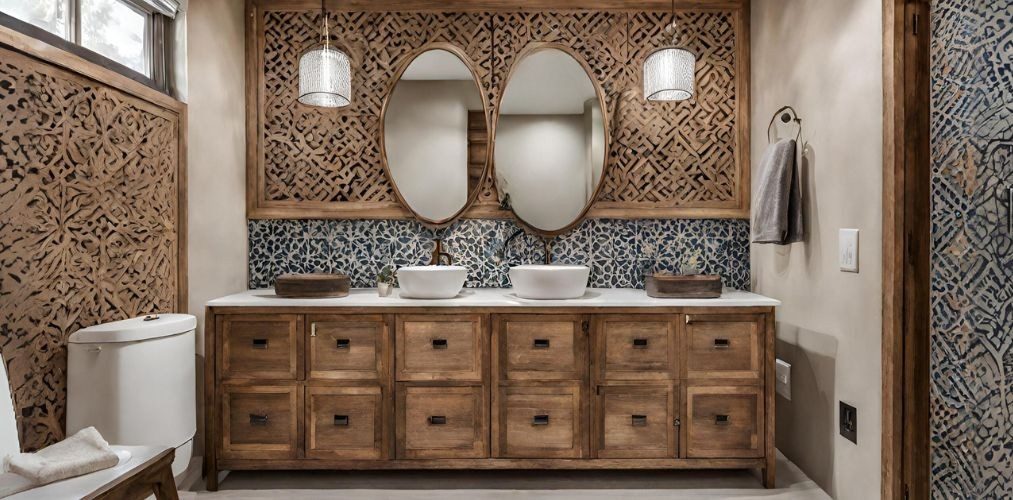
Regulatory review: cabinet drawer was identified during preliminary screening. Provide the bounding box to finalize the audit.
[396,315,485,382]
[685,386,763,458]
[397,385,488,459]
[306,386,385,460]
[308,315,388,381]
[598,316,678,380]
[685,314,762,380]
[494,384,586,459]
[496,315,587,381]
[222,385,300,460]
[219,315,302,380]
[594,384,677,458]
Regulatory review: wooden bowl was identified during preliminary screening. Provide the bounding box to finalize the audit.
[275,273,350,298]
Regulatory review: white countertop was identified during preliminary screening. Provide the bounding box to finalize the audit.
[207,288,780,308]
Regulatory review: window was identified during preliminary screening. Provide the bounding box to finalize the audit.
[0,0,178,87]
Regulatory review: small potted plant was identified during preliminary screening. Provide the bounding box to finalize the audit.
[376,264,395,297]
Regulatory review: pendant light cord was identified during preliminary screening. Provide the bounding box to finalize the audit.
[321,0,330,48]
[667,0,680,45]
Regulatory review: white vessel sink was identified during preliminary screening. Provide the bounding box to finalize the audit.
[396,266,468,299]
[508,264,590,300]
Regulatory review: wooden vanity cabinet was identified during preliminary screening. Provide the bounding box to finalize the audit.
[205,305,774,491]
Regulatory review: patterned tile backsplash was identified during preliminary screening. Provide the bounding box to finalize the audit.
[248,219,750,290]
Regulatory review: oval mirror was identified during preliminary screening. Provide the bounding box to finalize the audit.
[494,45,608,236]
[382,45,490,225]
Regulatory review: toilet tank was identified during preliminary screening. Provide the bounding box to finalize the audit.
[67,313,196,476]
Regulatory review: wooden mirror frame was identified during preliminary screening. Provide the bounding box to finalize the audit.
[379,42,493,228]
[492,42,611,239]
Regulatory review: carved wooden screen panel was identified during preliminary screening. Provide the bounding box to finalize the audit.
[0,44,184,450]
[255,10,494,218]
[248,2,747,219]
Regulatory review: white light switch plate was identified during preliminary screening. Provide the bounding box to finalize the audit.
[775,359,791,400]
[839,229,859,273]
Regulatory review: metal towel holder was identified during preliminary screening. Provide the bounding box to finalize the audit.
[767,105,803,144]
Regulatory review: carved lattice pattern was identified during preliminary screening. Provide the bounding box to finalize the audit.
[0,47,181,450]
[253,6,744,218]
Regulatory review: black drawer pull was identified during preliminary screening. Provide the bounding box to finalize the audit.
[428,415,447,425]
[713,338,731,349]
[633,338,649,349]
[533,339,550,349]
[249,414,269,425]
[252,338,268,349]
[334,415,349,426]
[532,414,550,426]
[336,338,350,349]
[432,338,448,349]
[715,414,730,425]
[631,414,648,426]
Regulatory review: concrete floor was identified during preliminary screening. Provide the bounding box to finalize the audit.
[181,452,829,499]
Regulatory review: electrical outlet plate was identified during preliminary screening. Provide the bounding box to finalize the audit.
[775,359,791,400]
[839,229,859,272]
[839,401,858,444]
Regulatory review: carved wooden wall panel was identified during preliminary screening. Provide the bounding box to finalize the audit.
[248,1,748,219]
[0,41,185,450]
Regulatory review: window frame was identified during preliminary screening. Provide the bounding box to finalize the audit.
[0,0,172,94]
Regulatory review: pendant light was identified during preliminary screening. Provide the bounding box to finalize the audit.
[298,0,351,108]
[643,0,696,102]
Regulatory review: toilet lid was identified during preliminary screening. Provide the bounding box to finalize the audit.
[69,314,196,344]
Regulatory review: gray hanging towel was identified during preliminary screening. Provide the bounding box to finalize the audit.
[752,138,803,244]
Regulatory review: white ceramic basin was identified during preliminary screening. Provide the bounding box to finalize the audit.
[396,266,468,299]
[508,264,590,300]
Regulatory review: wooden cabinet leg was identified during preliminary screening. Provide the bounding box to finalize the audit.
[205,462,219,492]
[763,456,776,488]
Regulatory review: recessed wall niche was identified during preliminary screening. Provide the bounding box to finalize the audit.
[246,1,749,220]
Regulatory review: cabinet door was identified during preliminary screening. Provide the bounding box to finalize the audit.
[685,385,764,458]
[396,315,485,382]
[494,384,586,459]
[306,386,385,459]
[219,315,302,380]
[596,315,678,381]
[222,384,300,459]
[308,315,388,381]
[594,384,677,458]
[397,385,488,459]
[684,314,763,380]
[495,315,587,381]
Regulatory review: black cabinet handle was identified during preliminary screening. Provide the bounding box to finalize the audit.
[533,339,550,349]
[432,339,448,350]
[249,414,269,425]
[334,415,349,426]
[532,414,550,426]
[428,415,447,425]
[633,338,649,349]
[715,414,730,425]
[252,338,268,349]
[631,414,648,426]
[336,338,350,349]
[713,338,730,349]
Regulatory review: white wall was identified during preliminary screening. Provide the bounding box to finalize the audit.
[186,0,247,455]
[384,80,480,221]
[751,1,883,499]
[496,114,589,231]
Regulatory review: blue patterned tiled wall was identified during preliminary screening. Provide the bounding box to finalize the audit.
[929,0,1012,497]
[248,219,750,290]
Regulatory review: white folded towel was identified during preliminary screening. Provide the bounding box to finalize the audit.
[4,427,118,487]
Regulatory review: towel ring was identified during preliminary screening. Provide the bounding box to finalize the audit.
[767,105,802,144]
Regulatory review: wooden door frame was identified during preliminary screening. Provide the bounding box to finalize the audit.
[882,0,931,499]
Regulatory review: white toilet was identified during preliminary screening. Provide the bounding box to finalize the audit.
[67,314,196,477]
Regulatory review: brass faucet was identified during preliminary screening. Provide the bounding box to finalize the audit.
[430,238,453,266]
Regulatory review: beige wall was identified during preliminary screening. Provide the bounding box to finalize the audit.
[751,1,882,499]
[186,0,248,455]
